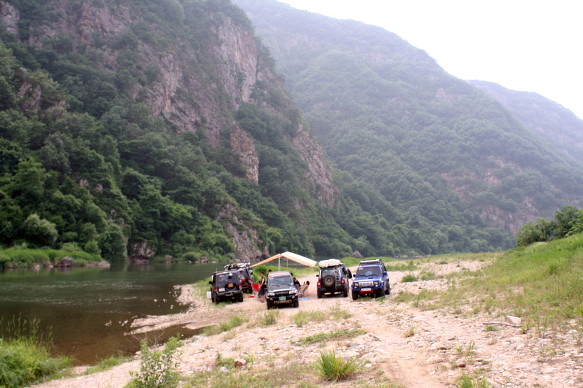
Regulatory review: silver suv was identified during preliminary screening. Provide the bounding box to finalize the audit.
[317,259,352,298]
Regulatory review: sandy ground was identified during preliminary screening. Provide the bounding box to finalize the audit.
[34,259,583,387]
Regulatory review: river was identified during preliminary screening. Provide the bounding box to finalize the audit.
[0,262,218,365]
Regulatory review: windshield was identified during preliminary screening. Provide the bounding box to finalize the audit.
[356,266,381,277]
[321,268,338,276]
[216,273,239,285]
[268,276,293,287]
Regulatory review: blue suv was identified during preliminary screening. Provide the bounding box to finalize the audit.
[351,259,391,299]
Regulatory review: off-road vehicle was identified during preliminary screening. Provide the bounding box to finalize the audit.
[351,259,390,299]
[265,271,299,309]
[224,262,254,293]
[209,270,244,303]
[316,259,352,298]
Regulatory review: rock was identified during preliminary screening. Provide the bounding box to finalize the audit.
[455,359,467,368]
[505,315,521,326]
[233,358,247,368]
[55,257,74,267]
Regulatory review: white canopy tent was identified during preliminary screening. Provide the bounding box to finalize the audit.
[250,251,316,270]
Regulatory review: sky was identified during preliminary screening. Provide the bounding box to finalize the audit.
[278,0,583,120]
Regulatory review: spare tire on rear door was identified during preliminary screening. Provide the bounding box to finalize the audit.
[322,274,335,287]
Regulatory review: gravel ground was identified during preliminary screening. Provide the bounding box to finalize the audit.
[34,258,583,387]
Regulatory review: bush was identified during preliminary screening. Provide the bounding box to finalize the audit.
[128,337,181,388]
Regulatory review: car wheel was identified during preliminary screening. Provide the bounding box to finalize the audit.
[317,290,323,299]
[343,288,348,297]
[293,300,299,308]
[351,291,358,300]
[386,284,391,295]
[322,275,335,288]
[266,302,272,310]
[376,287,385,298]
[237,294,244,302]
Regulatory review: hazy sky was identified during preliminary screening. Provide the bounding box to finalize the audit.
[278,0,583,119]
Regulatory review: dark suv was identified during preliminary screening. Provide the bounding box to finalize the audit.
[209,270,244,303]
[316,259,352,298]
[265,271,299,309]
[224,262,254,294]
[351,259,391,299]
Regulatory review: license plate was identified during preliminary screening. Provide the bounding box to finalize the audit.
[219,288,225,292]
[361,287,371,291]
[279,296,287,301]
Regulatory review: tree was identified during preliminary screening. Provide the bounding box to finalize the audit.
[21,213,58,247]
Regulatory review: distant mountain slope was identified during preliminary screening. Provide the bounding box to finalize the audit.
[235,0,583,251]
[469,80,583,166]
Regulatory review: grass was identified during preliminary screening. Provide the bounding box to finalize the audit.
[203,315,248,336]
[455,373,490,388]
[401,274,417,282]
[316,351,359,382]
[85,355,131,374]
[186,358,315,387]
[0,316,70,387]
[291,305,351,327]
[403,326,415,338]
[295,329,366,345]
[437,233,583,330]
[259,311,280,327]
[0,248,102,269]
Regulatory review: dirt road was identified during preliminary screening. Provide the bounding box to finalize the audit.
[35,259,582,387]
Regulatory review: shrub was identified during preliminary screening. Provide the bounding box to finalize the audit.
[128,337,181,388]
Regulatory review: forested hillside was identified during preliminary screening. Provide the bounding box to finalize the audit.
[470,80,583,166]
[0,0,362,263]
[235,0,583,252]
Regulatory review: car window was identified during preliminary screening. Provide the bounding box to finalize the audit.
[321,268,337,276]
[269,276,293,286]
[356,266,380,277]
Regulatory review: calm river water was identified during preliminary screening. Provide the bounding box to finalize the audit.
[0,262,218,365]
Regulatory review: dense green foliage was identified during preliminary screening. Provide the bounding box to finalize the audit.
[0,0,347,262]
[471,80,583,166]
[235,0,583,255]
[515,206,583,246]
[0,317,70,387]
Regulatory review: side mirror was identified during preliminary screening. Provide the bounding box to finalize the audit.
[316,274,319,278]
[348,269,353,279]
[208,281,212,285]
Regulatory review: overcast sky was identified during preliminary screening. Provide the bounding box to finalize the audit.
[278,0,583,120]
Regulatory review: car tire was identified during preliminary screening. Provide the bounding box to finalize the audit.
[351,291,358,300]
[376,287,385,298]
[293,300,299,308]
[322,275,335,288]
[317,290,323,299]
[343,288,348,297]
[266,302,272,310]
[237,293,244,302]
[386,284,391,295]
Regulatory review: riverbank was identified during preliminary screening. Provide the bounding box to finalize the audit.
[34,255,583,387]
[0,248,106,270]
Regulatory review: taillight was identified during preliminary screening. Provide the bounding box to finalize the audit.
[341,279,345,285]
[317,281,321,287]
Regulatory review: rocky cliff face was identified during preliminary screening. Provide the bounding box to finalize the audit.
[1,0,336,259]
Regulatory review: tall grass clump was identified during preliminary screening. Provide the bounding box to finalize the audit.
[316,351,359,382]
[0,316,70,387]
[127,337,181,388]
